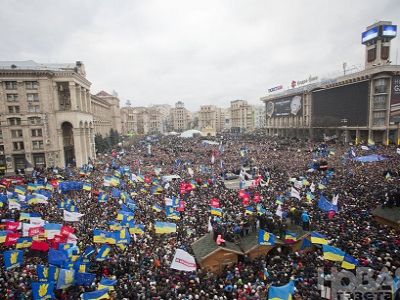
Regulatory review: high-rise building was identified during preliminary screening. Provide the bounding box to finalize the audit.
[170,101,191,132]
[230,100,254,133]
[198,105,225,134]
[0,60,121,174]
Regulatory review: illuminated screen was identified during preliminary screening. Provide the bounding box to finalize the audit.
[382,25,397,37]
[361,27,378,43]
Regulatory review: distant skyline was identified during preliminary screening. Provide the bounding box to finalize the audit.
[1,0,399,111]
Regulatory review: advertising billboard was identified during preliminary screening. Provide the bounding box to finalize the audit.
[361,27,379,43]
[382,25,397,37]
[266,95,303,118]
[390,76,400,119]
[312,81,369,127]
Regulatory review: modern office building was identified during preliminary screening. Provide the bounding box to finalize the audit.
[261,21,400,144]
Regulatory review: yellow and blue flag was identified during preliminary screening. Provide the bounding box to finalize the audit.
[81,288,110,300]
[152,204,162,212]
[245,206,254,215]
[129,224,145,235]
[258,230,276,246]
[93,229,109,244]
[4,250,24,270]
[166,206,180,220]
[82,182,92,191]
[210,207,222,217]
[154,221,176,234]
[56,268,75,289]
[75,272,96,286]
[98,277,117,291]
[15,186,26,195]
[115,228,131,244]
[284,231,297,244]
[0,231,7,243]
[310,232,328,245]
[37,265,59,282]
[96,245,111,262]
[323,244,345,262]
[16,237,33,249]
[268,281,294,300]
[341,254,359,270]
[32,281,55,300]
[117,210,134,221]
[98,193,108,203]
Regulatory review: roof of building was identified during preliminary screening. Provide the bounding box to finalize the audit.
[96,91,112,97]
[191,233,243,262]
[0,60,77,71]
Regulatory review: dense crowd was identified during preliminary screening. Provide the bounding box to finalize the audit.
[1,133,399,300]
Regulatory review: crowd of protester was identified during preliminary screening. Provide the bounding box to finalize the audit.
[1,132,400,299]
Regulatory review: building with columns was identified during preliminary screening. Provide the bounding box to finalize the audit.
[0,60,120,174]
[198,105,225,135]
[261,21,400,145]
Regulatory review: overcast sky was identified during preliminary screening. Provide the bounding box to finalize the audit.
[1,0,399,111]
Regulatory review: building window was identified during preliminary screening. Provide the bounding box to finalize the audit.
[27,93,39,102]
[373,95,387,109]
[28,105,40,113]
[32,140,44,150]
[13,141,24,151]
[374,78,388,94]
[14,155,26,170]
[6,94,19,102]
[381,46,389,60]
[0,130,2,139]
[372,111,386,126]
[8,106,20,113]
[31,128,43,137]
[11,129,23,138]
[8,117,21,126]
[25,81,39,90]
[5,81,17,90]
[33,154,45,167]
[28,117,42,125]
[367,47,376,62]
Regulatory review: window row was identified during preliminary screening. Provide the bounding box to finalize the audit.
[6,93,39,102]
[4,81,38,90]
[9,129,43,138]
[7,117,42,126]
[6,105,40,113]
[12,140,44,151]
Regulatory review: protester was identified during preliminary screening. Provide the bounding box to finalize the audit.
[0,133,399,299]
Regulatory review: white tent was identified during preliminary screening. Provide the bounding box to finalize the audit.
[180,130,203,138]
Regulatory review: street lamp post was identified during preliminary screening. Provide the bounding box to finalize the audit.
[341,118,348,144]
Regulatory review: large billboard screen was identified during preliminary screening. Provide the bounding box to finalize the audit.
[361,27,379,43]
[382,25,397,37]
[312,81,369,127]
[266,95,303,118]
[390,76,400,119]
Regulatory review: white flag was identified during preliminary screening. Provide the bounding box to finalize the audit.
[22,223,36,237]
[8,199,21,210]
[294,180,303,190]
[188,167,194,177]
[165,197,173,206]
[361,146,369,151]
[211,155,215,164]
[30,217,45,226]
[397,148,400,155]
[170,249,197,272]
[332,194,339,206]
[67,233,78,245]
[290,187,301,200]
[63,210,84,222]
[276,205,283,218]
[310,182,316,193]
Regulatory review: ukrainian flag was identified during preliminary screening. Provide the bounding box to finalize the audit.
[114,170,121,178]
[268,281,294,300]
[245,206,254,215]
[152,204,162,212]
[96,245,111,262]
[105,231,117,245]
[166,206,180,220]
[341,254,359,270]
[98,277,117,291]
[19,212,31,221]
[81,288,110,300]
[45,183,53,190]
[82,183,92,191]
[310,232,328,245]
[129,224,145,235]
[258,230,276,246]
[117,210,134,221]
[110,177,120,186]
[15,186,26,195]
[322,245,345,262]
[32,281,55,300]
[27,183,38,191]
[154,222,176,234]
[210,207,222,217]
[93,229,108,244]
[16,237,32,249]
[108,222,123,231]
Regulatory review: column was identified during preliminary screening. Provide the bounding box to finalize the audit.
[76,85,81,111]
[397,124,400,145]
[53,82,60,111]
[81,88,86,112]
[384,130,389,146]
[69,82,78,111]
[85,128,90,162]
[355,129,360,145]
[368,130,373,145]
[87,90,92,113]
[344,129,349,144]
[73,128,85,167]
[57,129,65,167]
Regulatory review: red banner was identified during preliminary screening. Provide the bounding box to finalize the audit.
[6,221,20,231]
[31,240,49,251]
[60,225,75,237]
[28,226,45,237]
[5,232,20,246]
